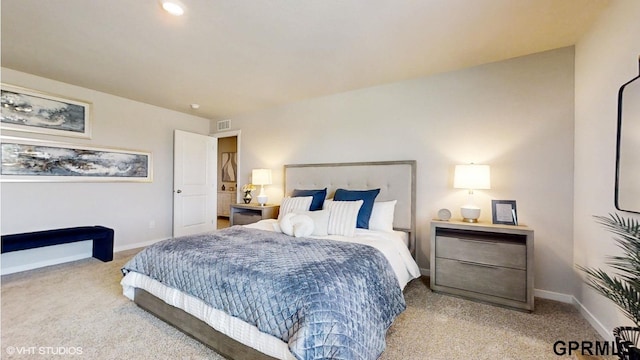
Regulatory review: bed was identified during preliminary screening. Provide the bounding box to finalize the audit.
[121,160,420,360]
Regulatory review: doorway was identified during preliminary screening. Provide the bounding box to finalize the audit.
[214,130,241,229]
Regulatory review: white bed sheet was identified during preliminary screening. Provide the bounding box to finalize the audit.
[121,220,421,359]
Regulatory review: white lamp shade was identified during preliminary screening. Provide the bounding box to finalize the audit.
[454,164,491,190]
[251,169,272,186]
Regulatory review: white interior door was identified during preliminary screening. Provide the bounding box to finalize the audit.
[173,130,217,237]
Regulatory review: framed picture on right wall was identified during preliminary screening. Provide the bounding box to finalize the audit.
[492,200,518,225]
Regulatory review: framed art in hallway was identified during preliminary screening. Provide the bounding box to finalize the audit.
[0,136,152,182]
[221,152,237,182]
[0,83,92,139]
[492,200,518,225]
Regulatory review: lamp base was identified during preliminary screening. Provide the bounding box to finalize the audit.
[460,206,480,223]
[257,195,268,206]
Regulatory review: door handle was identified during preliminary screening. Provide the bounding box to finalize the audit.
[176,189,182,194]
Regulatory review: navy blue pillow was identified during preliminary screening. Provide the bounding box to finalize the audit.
[291,188,327,211]
[334,188,380,229]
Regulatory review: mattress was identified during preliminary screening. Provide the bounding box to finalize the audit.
[121,220,420,359]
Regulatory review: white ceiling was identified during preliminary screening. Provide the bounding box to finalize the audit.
[1,0,610,120]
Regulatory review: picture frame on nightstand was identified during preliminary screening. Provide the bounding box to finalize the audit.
[492,200,518,225]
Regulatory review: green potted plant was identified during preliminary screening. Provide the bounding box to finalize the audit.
[578,213,640,360]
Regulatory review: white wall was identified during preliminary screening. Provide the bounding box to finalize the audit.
[1,68,210,274]
[223,48,576,297]
[574,0,640,337]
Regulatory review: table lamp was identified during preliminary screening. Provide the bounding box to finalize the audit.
[252,168,272,206]
[453,164,491,223]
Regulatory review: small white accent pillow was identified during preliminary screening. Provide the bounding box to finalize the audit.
[278,212,314,238]
[278,213,296,235]
[292,215,314,237]
[369,200,397,232]
[278,196,313,220]
[326,200,363,237]
[293,210,330,236]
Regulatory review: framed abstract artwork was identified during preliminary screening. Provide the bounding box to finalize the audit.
[221,152,237,182]
[0,84,92,139]
[0,136,152,182]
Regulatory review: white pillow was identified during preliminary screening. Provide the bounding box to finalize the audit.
[278,212,314,238]
[369,200,397,232]
[278,196,313,220]
[292,215,314,237]
[293,210,330,236]
[278,212,296,235]
[327,200,363,237]
[322,198,332,209]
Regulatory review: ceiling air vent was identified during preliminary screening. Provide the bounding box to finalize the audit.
[217,119,231,132]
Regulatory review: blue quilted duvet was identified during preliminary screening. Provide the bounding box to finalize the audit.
[122,226,406,360]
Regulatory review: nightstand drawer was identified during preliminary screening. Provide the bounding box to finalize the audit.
[435,235,526,269]
[229,204,280,226]
[435,258,527,301]
[232,213,262,225]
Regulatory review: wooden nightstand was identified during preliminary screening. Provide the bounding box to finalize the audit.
[430,220,534,312]
[229,203,279,226]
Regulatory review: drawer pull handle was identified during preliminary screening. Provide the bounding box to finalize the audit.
[457,260,499,269]
[458,239,498,244]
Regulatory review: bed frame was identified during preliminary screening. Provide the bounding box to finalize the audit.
[133,160,417,359]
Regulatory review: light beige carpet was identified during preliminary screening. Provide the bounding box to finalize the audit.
[1,249,612,359]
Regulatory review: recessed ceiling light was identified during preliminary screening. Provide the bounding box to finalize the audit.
[160,0,185,16]
[190,103,200,110]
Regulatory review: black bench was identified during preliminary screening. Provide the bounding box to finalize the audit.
[1,226,114,262]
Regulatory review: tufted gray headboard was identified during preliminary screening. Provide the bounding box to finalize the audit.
[284,160,416,255]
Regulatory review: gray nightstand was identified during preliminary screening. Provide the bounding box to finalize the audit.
[229,204,279,226]
[430,220,534,312]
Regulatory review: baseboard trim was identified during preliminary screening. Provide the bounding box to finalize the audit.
[534,288,574,303]
[114,238,168,253]
[533,288,611,340]
[572,296,613,341]
[419,267,430,277]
